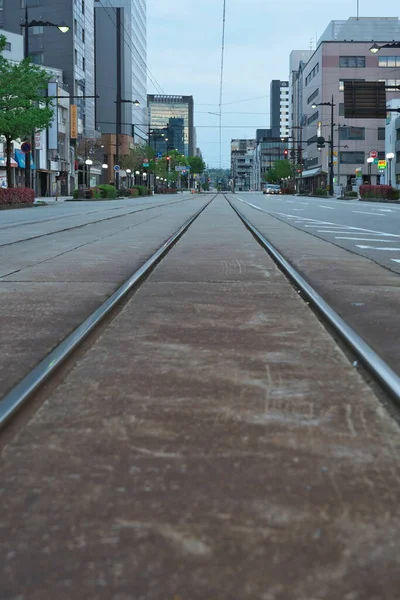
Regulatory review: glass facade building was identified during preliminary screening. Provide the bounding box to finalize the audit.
[147,95,194,157]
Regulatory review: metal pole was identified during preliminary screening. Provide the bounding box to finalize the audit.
[329,96,334,196]
[115,8,121,191]
[23,5,31,189]
[299,124,303,193]
[337,126,341,194]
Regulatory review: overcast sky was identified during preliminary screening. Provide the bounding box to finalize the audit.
[147,0,397,168]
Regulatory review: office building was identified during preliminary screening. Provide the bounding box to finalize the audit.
[147,95,195,156]
[290,17,400,192]
[1,0,96,136]
[270,80,290,138]
[231,139,257,191]
[95,0,147,143]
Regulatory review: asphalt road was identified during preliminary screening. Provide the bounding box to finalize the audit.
[233,193,400,273]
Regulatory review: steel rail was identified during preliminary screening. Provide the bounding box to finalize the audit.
[227,196,400,404]
[0,197,215,429]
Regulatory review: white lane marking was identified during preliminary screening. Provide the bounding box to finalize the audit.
[286,200,295,203]
[297,202,309,205]
[375,208,395,212]
[335,237,399,242]
[353,211,386,216]
[319,205,334,209]
[291,208,304,211]
[316,230,388,235]
[391,259,400,263]
[356,245,400,251]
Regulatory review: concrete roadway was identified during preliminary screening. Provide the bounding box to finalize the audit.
[233,193,400,273]
[0,194,209,398]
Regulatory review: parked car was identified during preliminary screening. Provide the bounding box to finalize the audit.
[263,184,281,195]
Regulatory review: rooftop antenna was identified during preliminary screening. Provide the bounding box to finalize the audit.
[357,0,359,20]
[309,37,313,51]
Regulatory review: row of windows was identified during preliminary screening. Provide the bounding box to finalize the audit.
[307,111,319,125]
[379,56,400,67]
[305,63,319,86]
[307,127,384,143]
[307,89,319,104]
[339,56,365,68]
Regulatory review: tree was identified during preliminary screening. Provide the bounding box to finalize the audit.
[274,159,294,180]
[264,169,279,183]
[187,155,205,174]
[0,35,54,187]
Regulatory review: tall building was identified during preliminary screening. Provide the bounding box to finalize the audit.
[95,0,147,143]
[270,80,290,138]
[231,139,257,191]
[147,95,195,156]
[290,17,400,192]
[0,0,96,136]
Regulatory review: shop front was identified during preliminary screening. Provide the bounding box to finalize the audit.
[0,156,18,187]
[298,167,327,195]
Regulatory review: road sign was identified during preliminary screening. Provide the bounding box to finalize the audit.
[370,149,378,159]
[142,162,149,168]
[378,160,387,170]
[373,158,379,164]
[21,141,31,154]
[157,152,162,158]
[175,165,191,172]
[114,165,120,172]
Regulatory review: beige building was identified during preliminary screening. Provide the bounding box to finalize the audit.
[291,17,400,192]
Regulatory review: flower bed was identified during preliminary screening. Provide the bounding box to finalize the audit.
[359,184,400,201]
[0,187,35,205]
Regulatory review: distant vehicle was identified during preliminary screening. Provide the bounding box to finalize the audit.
[263,184,281,195]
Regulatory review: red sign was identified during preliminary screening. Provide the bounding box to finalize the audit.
[370,149,378,159]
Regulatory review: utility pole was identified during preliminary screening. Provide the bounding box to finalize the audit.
[329,95,334,196]
[115,8,122,191]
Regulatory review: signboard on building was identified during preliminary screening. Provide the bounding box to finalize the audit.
[378,160,387,170]
[344,81,386,119]
[35,131,42,150]
[70,105,78,139]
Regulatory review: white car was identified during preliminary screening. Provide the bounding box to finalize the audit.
[263,184,281,195]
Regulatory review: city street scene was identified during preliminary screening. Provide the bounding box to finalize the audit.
[1,1,400,599]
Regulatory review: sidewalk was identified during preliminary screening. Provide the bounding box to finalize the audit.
[34,196,72,204]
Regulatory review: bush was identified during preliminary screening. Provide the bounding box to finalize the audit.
[98,184,117,199]
[0,187,35,205]
[344,191,358,197]
[359,184,400,200]
[281,187,295,195]
[134,184,148,196]
[315,188,328,196]
[91,187,101,199]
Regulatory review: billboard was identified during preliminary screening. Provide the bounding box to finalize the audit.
[344,81,387,119]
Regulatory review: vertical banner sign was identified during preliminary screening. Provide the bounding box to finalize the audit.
[70,105,78,139]
[47,82,58,150]
[317,121,322,137]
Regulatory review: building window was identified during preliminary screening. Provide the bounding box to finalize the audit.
[29,52,44,64]
[307,111,319,125]
[31,26,44,35]
[305,63,319,86]
[82,0,85,14]
[0,0,3,9]
[378,151,385,160]
[338,103,344,116]
[339,126,365,140]
[75,49,78,65]
[396,129,400,141]
[378,56,400,67]
[307,89,319,104]
[82,28,85,43]
[396,151,400,163]
[4,41,11,51]
[21,0,40,6]
[385,79,400,91]
[74,19,78,35]
[339,56,366,68]
[82,57,85,71]
[378,128,385,141]
[340,151,365,164]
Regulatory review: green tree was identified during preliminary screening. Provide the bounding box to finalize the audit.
[187,155,206,174]
[274,160,294,180]
[0,35,54,187]
[264,169,279,183]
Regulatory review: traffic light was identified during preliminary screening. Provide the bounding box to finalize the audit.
[283,149,288,159]
[166,156,170,161]
[317,136,325,150]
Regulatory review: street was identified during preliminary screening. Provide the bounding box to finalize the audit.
[233,193,400,273]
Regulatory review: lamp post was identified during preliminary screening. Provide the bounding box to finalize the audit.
[126,168,132,188]
[312,96,335,196]
[85,159,93,188]
[22,6,70,190]
[367,157,374,183]
[115,99,140,191]
[386,152,394,186]
[135,170,140,185]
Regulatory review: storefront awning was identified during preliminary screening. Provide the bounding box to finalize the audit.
[14,150,36,170]
[300,167,326,179]
[0,156,17,168]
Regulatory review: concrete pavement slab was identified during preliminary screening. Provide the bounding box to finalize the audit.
[1,197,400,598]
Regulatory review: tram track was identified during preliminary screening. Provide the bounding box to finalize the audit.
[0,195,216,430]
[225,194,400,407]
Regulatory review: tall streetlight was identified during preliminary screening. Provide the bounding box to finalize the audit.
[370,41,400,54]
[126,168,132,188]
[22,5,70,189]
[367,157,374,183]
[85,158,93,188]
[386,152,394,186]
[115,98,140,191]
[312,96,335,195]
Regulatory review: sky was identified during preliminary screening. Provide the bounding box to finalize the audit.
[147,0,398,169]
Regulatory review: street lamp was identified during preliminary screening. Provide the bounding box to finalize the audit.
[135,170,140,185]
[386,152,394,186]
[367,157,374,183]
[126,168,132,188]
[369,41,400,54]
[21,6,70,190]
[311,96,335,196]
[85,158,93,188]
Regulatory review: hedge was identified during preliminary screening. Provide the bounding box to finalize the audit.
[0,187,35,205]
[98,184,117,199]
[359,184,400,200]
